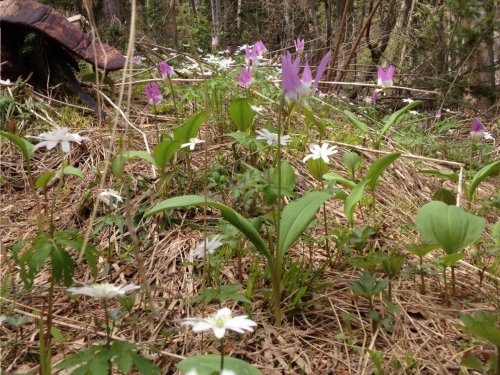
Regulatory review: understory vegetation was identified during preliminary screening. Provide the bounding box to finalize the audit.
[1,0,499,374]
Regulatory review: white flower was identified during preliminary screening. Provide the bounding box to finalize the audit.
[192,234,223,259]
[28,127,89,153]
[0,315,7,324]
[363,96,372,104]
[250,105,265,114]
[185,370,198,375]
[181,138,204,151]
[409,110,419,116]
[484,131,494,141]
[67,283,141,300]
[220,370,237,375]
[0,79,12,86]
[182,307,257,339]
[99,189,124,206]
[302,143,338,164]
[255,129,290,146]
[402,98,414,103]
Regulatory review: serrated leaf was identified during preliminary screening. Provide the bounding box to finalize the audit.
[132,353,162,375]
[468,160,500,200]
[364,152,400,190]
[51,248,75,285]
[229,98,255,132]
[51,326,64,344]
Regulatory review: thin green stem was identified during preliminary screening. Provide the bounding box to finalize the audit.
[219,339,224,371]
[103,300,112,375]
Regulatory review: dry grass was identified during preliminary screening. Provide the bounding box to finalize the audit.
[0,81,498,375]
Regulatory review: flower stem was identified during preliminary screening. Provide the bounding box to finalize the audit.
[103,300,112,375]
[219,339,225,371]
[419,256,426,294]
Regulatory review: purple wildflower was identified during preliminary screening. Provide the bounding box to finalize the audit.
[435,109,442,119]
[158,61,172,80]
[237,67,252,88]
[254,40,267,56]
[295,38,305,53]
[470,118,485,140]
[371,65,395,104]
[212,36,219,47]
[245,46,258,66]
[145,83,162,105]
[131,55,145,64]
[281,51,331,104]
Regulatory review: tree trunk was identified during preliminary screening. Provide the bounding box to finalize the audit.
[324,0,332,47]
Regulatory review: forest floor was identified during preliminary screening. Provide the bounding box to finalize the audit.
[1,51,499,375]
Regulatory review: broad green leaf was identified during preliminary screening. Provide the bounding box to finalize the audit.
[418,169,459,182]
[378,100,421,140]
[50,248,75,285]
[492,220,500,248]
[304,107,325,137]
[176,354,262,375]
[364,153,400,189]
[306,158,328,182]
[347,255,381,269]
[0,131,34,161]
[432,188,456,205]
[145,195,270,259]
[228,98,255,132]
[342,110,370,132]
[381,256,405,279]
[323,172,356,189]
[153,139,181,171]
[343,151,362,176]
[111,151,157,178]
[270,160,296,195]
[132,353,162,375]
[406,244,439,257]
[416,201,485,255]
[344,180,370,225]
[62,166,83,179]
[278,191,332,260]
[461,354,485,371]
[468,160,500,200]
[173,111,206,142]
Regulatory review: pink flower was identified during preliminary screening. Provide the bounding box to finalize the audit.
[435,110,442,119]
[371,65,395,104]
[211,36,219,47]
[237,67,252,88]
[145,83,162,105]
[131,55,145,64]
[281,51,331,104]
[245,46,258,66]
[158,61,172,80]
[254,40,267,56]
[470,118,485,140]
[295,38,305,53]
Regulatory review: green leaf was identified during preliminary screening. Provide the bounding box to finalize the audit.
[51,326,64,344]
[441,252,465,266]
[173,111,206,142]
[348,271,388,298]
[406,244,439,257]
[229,98,255,132]
[342,110,370,132]
[323,172,356,189]
[304,107,325,137]
[432,188,456,205]
[176,354,262,375]
[462,312,500,347]
[418,169,459,182]
[364,153,400,190]
[344,180,370,225]
[153,139,181,171]
[306,158,328,182]
[110,341,135,373]
[381,256,405,279]
[278,191,332,260]
[50,248,75,286]
[132,353,162,375]
[468,160,500,200]
[378,100,421,140]
[36,172,56,189]
[492,220,500,248]
[145,195,270,259]
[55,346,99,370]
[111,151,158,178]
[461,354,485,371]
[0,130,34,161]
[270,160,296,196]
[62,166,84,179]
[343,151,362,177]
[415,201,485,255]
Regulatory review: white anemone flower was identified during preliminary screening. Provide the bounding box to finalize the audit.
[181,138,204,151]
[402,98,414,104]
[409,110,419,116]
[29,127,89,154]
[255,129,290,146]
[302,143,338,164]
[484,132,494,141]
[99,189,123,206]
[0,315,7,325]
[182,307,257,339]
[67,283,141,300]
[192,234,223,259]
